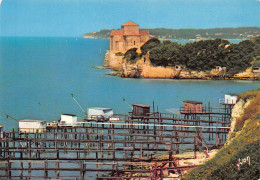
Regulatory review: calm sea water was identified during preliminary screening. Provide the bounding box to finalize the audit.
[0,37,259,131]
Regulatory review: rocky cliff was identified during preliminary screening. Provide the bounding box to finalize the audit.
[184,89,260,179]
[119,57,259,80]
[226,97,254,145]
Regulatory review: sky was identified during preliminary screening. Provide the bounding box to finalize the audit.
[0,0,259,37]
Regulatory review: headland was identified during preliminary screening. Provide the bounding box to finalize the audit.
[92,21,260,80]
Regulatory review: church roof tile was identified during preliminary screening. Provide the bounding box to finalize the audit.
[121,21,139,26]
[111,30,123,36]
[140,30,150,35]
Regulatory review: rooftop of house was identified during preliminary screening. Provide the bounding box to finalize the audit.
[132,104,150,108]
[121,21,139,27]
[111,29,150,36]
[183,100,203,104]
[111,21,149,37]
[19,120,46,123]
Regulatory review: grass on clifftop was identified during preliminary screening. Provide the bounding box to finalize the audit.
[183,89,260,180]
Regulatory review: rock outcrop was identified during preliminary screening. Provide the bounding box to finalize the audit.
[226,98,253,145]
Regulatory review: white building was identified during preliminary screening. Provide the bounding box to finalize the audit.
[224,94,238,104]
[19,120,46,133]
[60,114,78,125]
[0,126,3,138]
[219,94,238,105]
[87,107,113,121]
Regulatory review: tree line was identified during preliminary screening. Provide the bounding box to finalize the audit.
[124,36,259,74]
[148,27,260,39]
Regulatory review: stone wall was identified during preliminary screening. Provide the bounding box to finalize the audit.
[105,51,123,70]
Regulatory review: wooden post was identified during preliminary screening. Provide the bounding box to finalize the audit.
[55,161,60,177]
[20,151,23,159]
[174,127,180,154]
[38,150,41,160]
[57,150,59,159]
[194,137,197,159]
[29,141,32,158]
[28,162,32,177]
[80,161,86,180]
[160,167,164,180]
[12,129,15,139]
[112,133,115,160]
[141,143,143,158]
[44,161,48,178]
[7,160,11,180]
[20,162,23,179]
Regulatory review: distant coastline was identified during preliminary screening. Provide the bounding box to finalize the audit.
[82,27,260,40]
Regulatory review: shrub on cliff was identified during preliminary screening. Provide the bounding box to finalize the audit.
[140,38,160,56]
[123,48,139,64]
[149,41,182,67]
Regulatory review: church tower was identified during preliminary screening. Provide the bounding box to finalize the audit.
[110,21,150,52]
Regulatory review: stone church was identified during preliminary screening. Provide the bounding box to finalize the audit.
[104,21,150,69]
[110,21,150,52]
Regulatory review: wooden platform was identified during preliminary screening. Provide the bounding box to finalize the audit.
[0,110,231,179]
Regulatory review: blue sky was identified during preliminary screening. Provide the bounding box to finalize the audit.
[0,0,259,37]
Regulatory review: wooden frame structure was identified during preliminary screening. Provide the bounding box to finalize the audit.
[0,102,233,179]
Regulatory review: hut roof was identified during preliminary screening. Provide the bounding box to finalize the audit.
[183,101,202,104]
[62,114,76,117]
[89,107,112,110]
[19,120,46,123]
[225,93,237,96]
[132,104,150,108]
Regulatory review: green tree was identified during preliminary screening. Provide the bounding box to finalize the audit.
[138,37,257,72]
[140,38,161,55]
[124,48,139,63]
[149,41,182,67]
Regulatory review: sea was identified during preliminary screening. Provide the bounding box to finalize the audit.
[0,37,259,132]
[0,37,259,179]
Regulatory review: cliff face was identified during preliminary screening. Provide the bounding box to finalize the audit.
[184,89,260,180]
[120,57,210,79]
[110,53,259,80]
[104,51,124,70]
[226,98,253,145]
